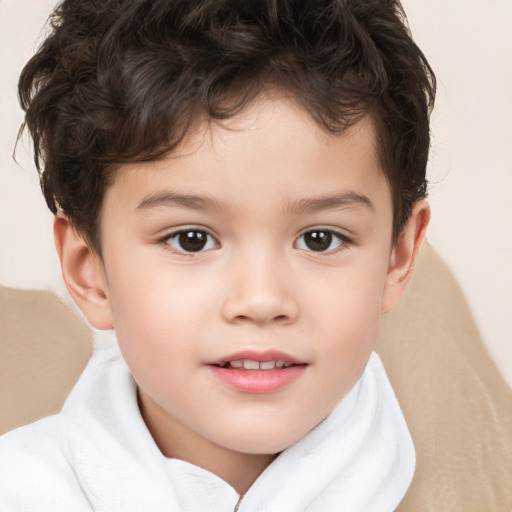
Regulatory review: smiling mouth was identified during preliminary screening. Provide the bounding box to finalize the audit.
[207,350,307,392]
[214,359,300,370]
[208,358,307,393]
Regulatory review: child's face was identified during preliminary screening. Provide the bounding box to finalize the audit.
[88,95,402,455]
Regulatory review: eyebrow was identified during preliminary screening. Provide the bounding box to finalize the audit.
[285,192,374,215]
[136,189,374,215]
[137,191,225,212]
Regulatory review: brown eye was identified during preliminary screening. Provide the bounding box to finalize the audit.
[166,230,218,253]
[304,231,332,251]
[295,229,347,252]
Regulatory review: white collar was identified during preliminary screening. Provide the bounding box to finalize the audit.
[162,352,415,511]
[62,348,414,511]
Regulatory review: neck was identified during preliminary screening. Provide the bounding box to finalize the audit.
[138,389,276,494]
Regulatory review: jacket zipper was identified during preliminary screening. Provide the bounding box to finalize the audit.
[233,494,245,512]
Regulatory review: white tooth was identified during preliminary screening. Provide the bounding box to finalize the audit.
[275,360,285,368]
[260,361,276,370]
[243,360,260,370]
[284,362,293,368]
[230,360,243,368]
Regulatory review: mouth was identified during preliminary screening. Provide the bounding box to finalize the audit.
[207,350,307,393]
[213,359,299,370]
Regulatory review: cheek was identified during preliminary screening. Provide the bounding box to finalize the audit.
[308,259,388,371]
[106,259,220,353]
[107,277,209,398]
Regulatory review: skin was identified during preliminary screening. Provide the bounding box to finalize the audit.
[55,93,429,494]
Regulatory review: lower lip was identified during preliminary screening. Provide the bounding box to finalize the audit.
[208,365,306,394]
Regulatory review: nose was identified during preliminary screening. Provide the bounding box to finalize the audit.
[221,252,298,326]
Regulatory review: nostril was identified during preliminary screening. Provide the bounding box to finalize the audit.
[232,313,289,325]
[222,295,298,325]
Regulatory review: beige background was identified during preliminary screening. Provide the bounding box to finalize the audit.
[1,0,511,387]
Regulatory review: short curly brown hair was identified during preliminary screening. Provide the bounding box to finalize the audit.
[18,0,435,253]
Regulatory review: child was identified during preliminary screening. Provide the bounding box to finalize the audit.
[0,0,435,510]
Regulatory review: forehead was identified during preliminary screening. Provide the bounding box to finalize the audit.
[104,94,391,218]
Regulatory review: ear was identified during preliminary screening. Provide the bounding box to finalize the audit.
[382,200,430,313]
[54,214,114,330]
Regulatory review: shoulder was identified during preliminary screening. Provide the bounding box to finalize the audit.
[0,347,165,510]
[0,415,92,511]
[0,414,68,466]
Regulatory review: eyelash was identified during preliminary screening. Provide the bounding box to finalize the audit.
[161,228,219,255]
[159,227,351,255]
[294,228,351,254]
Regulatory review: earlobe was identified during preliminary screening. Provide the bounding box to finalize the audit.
[381,200,430,313]
[54,214,114,330]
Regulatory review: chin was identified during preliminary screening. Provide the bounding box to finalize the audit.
[216,425,309,455]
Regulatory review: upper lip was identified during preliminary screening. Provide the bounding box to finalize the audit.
[208,349,305,365]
